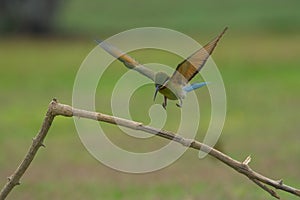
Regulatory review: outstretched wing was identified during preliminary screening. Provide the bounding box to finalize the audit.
[97,40,156,81]
[169,27,228,86]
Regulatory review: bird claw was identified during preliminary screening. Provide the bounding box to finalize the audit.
[162,96,167,110]
[162,103,167,110]
[176,99,183,108]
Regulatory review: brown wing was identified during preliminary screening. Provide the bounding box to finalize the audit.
[169,27,228,85]
[97,40,156,81]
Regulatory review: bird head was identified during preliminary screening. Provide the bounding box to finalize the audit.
[154,72,169,101]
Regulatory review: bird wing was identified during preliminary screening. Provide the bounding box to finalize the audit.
[97,40,156,81]
[168,27,228,86]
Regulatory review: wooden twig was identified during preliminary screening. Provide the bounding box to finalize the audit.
[0,100,55,200]
[1,99,299,199]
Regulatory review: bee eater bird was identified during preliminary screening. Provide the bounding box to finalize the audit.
[97,27,227,109]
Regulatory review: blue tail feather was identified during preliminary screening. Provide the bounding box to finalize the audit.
[183,82,209,92]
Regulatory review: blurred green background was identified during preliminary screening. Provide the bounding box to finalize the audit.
[1,0,300,199]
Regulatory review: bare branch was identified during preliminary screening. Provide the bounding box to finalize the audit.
[1,99,300,199]
[0,100,56,200]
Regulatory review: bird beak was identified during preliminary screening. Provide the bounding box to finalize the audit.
[153,85,159,101]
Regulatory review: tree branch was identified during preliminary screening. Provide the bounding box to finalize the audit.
[0,100,55,200]
[1,99,299,199]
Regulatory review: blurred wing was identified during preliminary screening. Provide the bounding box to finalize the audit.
[96,40,156,81]
[169,27,227,85]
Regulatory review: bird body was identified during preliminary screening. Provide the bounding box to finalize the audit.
[160,80,184,100]
[97,27,227,109]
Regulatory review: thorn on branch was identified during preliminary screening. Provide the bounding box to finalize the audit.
[242,155,251,165]
[7,177,20,186]
[40,143,46,148]
[32,137,45,148]
[277,179,283,185]
[32,137,38,144]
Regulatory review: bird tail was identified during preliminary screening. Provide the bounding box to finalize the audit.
[183,82,209,92]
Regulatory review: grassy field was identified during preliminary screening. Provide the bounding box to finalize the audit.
[1,33,300,199]
[1,0,300,199]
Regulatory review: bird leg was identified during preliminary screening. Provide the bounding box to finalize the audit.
[162,96,167,109]
[176,98,183,108]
